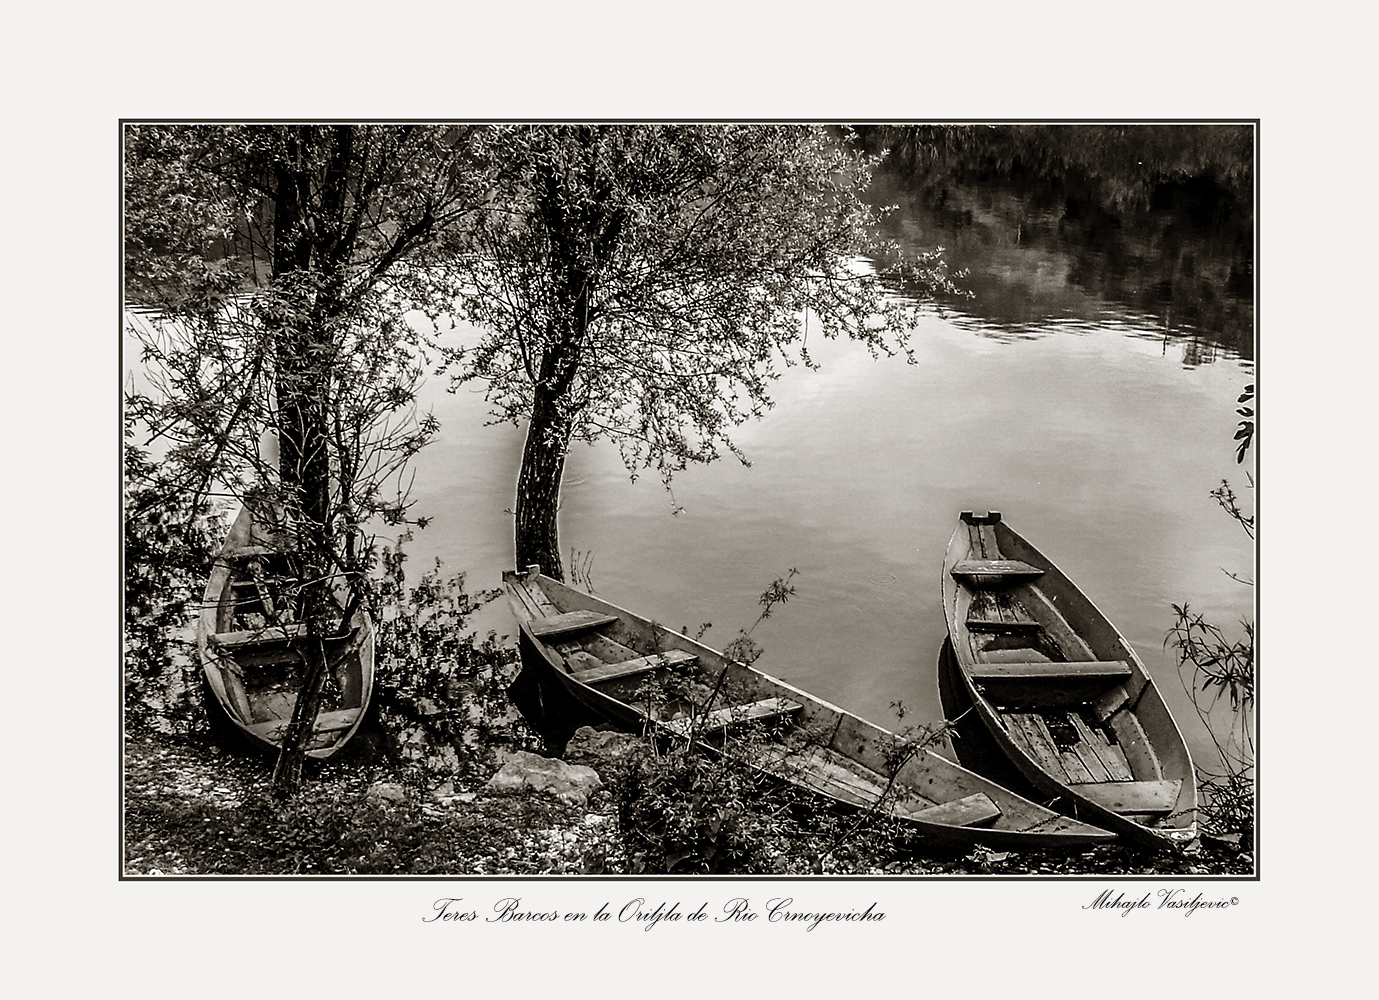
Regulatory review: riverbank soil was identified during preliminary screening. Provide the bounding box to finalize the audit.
[122,725,1253,877]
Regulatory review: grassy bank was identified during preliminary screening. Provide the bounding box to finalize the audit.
[122,722,1253,878]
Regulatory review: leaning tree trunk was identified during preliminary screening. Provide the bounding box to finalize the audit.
[513,235,592,582]
[514,387,574,581]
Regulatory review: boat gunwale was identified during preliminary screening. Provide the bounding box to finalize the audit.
[505,567,1116,847]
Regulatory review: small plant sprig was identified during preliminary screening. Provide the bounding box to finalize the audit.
[1165,379,1254,845]
[1166,602,1254,843]
[1166,604,1254,714]
[568,548,597,593]
[721,568,798,668]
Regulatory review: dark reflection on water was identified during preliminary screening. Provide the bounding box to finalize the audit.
[857,124,1254,361]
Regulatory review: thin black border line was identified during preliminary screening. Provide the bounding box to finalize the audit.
[119,120,1261,883]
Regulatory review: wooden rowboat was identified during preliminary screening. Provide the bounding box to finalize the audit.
[197,505,375,759]
[504,566,1114,848]
[941,511,1197,848]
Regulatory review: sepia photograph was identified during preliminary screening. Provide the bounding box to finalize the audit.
[121,122,1256,880]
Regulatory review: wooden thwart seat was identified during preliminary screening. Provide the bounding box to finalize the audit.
[1067,779,1182,814]
[212,622,348,648]
[243,708,360,741]
[662,697,802,737]
[906,792,1001,828]
[229,576,293,618]
[952,559,1044,579]
[966,612,1039,631]
[570,648,697,684]
[528,609,619,638]
[969,659,1131,681]
[230,575,292,591]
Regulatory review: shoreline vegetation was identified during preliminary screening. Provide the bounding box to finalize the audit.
[123,719,1252,878]
[123,517,1252,877]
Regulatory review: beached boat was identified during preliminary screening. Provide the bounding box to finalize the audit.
[197,505,375,759]
[504,565,1114,848]
[941,511,1197,847]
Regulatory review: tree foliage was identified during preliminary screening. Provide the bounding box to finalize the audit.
[124,124,494,795]
[124,125,492,515]
[444,124,960,577]
[124,419,226,730]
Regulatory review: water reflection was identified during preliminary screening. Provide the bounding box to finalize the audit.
[857,125,1254,361]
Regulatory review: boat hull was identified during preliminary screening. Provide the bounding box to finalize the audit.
[505,567,1114,849]
[941,512,1197,848]
[196,505,375,760]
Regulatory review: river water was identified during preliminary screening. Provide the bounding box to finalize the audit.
[405,161,1255,771]
[126,143,1255,772]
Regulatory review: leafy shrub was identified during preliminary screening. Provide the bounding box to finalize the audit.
[269,786,438,874]
[366,536,532,789]
[617,748,775,874]
[124,429,225,730]
[1195,768,1254,846]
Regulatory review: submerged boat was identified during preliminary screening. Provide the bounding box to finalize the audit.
[941,511,1197,847]
[504,565,1114,848]
[197,505,375,759]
